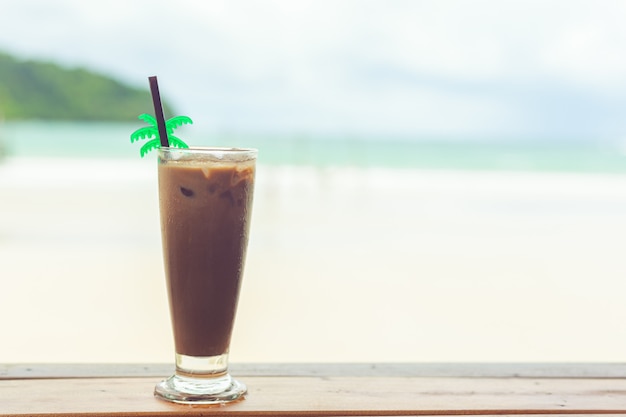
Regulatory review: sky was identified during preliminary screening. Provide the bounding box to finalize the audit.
[0,0,625,141]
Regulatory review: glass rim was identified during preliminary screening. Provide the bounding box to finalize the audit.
[159,146,257,155]
[158,146,257,163]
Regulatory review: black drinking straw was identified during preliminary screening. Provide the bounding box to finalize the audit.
[148,76,170,148]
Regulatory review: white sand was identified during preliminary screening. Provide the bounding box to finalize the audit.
[1,157,626,363]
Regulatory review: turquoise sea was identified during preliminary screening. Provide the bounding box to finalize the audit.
[1,120,625,173]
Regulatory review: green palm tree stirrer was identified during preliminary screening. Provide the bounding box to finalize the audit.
[130,76,191,157]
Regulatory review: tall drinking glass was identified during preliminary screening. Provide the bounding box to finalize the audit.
[154,147,257,404]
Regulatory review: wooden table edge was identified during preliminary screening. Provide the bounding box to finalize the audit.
[3,362,626,379]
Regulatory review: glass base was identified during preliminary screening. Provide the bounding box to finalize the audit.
[154,373,247,405]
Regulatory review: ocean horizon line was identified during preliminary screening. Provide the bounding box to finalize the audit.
[1,120,625,174]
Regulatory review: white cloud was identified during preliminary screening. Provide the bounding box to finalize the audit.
[0,0,625,138]
[542,17,626,94]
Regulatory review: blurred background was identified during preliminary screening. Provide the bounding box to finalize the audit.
[1,0,626,364]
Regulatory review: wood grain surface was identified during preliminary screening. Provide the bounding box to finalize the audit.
[3,373,626,416]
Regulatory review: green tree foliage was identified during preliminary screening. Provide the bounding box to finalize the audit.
[0,52,174,121]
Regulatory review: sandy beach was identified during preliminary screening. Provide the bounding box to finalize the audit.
[1,157,626,363]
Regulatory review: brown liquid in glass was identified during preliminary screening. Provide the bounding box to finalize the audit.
[159,160,255,357]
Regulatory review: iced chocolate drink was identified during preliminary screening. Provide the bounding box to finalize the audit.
[154,147,256,405]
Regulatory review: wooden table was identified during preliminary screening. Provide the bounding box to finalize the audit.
[2,363,626,416]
